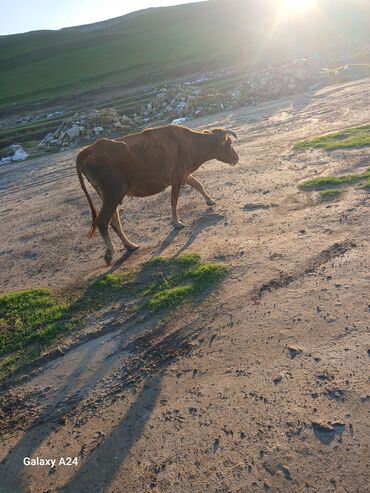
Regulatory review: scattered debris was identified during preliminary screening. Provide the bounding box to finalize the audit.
[0,144,28,165]
[172,117,188,125]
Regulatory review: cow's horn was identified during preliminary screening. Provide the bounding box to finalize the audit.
[225,130,238,139]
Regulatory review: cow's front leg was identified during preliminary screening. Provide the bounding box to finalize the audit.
[171,183,184,228]
[186,174,216,206]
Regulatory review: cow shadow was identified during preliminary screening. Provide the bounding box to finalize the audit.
[60,313,203,492]
[152,227,182,257]
[59,373,161,493]
[108,249,136,273]
[0,337,122,493]
[173,209,224,258]
[152,208,224,259]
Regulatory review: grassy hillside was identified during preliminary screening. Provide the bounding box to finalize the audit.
[0,0,369,110]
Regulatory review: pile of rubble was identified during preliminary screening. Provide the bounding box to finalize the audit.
[28,58,326,156]
[227,58,325,106]
[38,108,138,152]
[140,84,226,121]
[140,59,325,121]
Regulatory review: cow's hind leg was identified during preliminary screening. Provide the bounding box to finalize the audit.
[110,208,139,251]
[186,174,216,206]
[95,199,119,265]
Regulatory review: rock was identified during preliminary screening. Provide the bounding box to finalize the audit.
[42,132,54,144]
[287,346,302,359]
[66,125,81,139]
[94,126,104,135]
[119,115,134,126]
[312,421,345,445]
[273,375,283,384]
[49,139,61,146]
[46,111,65,119]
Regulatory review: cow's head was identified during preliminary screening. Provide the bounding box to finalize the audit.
[209,128,239,165]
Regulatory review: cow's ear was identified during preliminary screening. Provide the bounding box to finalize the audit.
[211,129,227,144]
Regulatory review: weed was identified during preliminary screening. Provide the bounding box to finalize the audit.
[148,285,194,311]
[319,189,343,201]
[294,124,370,150]
[300,169,370,191]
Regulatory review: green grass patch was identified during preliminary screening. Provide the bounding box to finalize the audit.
[148,285,194,311]
[0,253,226,380]
[0,288,69,355]
[319,189,343,201]
[294,124,370,151]
[300,168,370,191]
[148,256,168,266]
[147,260,227,312]
[174,253,201,266]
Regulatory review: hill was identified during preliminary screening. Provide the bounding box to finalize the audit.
[0,0,369,111]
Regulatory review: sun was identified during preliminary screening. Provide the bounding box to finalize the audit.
[281,0,315,14]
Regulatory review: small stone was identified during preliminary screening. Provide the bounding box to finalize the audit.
[287,346,302,359]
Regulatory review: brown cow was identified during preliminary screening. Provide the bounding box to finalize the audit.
[76,124,239,265]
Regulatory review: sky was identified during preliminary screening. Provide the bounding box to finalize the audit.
[1,0,207,36]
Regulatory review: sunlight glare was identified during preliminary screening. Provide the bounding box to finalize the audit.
[281,0,314,14]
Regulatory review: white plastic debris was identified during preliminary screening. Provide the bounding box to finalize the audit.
[10,144,28,161]
[172,117,187,125]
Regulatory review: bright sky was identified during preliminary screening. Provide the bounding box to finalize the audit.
[1,0,207,36]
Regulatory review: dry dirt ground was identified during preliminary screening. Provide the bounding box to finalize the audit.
[0,78,369,493]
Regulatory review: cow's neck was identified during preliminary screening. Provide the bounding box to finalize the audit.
[190,133,217,171]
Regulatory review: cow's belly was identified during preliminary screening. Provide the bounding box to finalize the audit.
[127,180,171,197]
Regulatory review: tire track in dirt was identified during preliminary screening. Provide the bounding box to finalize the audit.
[253,239,356,299]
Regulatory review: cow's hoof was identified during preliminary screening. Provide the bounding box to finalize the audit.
[172,221,185,229]
[104,251,113,266]
[206,198,216,206]
[126,242,140,251]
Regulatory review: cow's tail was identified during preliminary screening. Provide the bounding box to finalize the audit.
[76,147,97,238]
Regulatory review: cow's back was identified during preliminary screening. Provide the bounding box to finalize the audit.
[115,125,190,197]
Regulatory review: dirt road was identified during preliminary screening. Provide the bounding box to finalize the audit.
[0,78,369,493]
